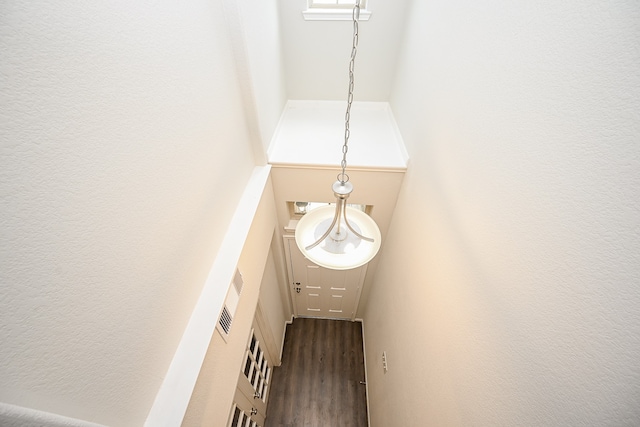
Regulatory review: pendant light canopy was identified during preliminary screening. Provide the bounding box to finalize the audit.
[294,1,381,270]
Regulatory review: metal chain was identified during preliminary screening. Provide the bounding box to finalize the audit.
[338,1,360,184]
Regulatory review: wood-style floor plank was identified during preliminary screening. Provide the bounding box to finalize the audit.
[265,318,368,427]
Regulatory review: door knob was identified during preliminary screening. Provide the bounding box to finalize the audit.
[250,408,258,416]
[254,391,261,399]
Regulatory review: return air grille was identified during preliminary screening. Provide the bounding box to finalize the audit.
[216,269,244,341]
[232,269,244,294]
[219,306,233,334]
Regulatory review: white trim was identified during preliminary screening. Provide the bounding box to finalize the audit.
[282,236,299,318]
[294,315,358,320]
[384,103,410,165]
[269,163,408,173]
[270,227,294,320]
[303,8,371,21]
[350,265,368,321]
[144,165,271,427]
[358,319,372,427]
[279,316,294,364]
[255,300,280,367]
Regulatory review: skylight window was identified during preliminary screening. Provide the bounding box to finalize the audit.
[304,0,371,21]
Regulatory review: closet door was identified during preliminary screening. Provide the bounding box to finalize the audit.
[227,312,274,427]
[237,322,272,417]
[228,387,264,427]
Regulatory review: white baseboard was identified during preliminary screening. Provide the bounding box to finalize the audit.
[279,315,294,364]
[359,319,372,427]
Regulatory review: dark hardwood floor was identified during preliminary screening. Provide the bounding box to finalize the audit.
[265,318,368,427]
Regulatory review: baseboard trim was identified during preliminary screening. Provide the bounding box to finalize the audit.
[359,319,372,427]
[279,315,294,364]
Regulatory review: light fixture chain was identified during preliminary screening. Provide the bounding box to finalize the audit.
[339,1,360,184]
[295,0,381,270]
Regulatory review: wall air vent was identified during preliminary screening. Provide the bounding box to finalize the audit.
[232,269,244,294]
[216,269,244,341]
[219,306,233,334]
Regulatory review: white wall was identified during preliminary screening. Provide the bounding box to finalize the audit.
[277,0,411,101]
[239,0,288,154]
[0,1,258,425]
[223,0,288,158]
[364,0,640,426]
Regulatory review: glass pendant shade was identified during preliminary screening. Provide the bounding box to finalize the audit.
[295,203,381,270]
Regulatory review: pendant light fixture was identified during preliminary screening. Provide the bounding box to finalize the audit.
[295,1,381,271]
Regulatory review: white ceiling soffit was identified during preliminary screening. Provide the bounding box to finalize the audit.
[268,100,408,170]
[278,0,411,101]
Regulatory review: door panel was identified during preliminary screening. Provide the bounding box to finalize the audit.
[306,291,321,312]
[329,293,344,313]
[307,265,321,283]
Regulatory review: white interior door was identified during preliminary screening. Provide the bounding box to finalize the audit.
[237,323,271,416]
[284,235,366,320]
[228,387,264,427]
[227,314,273,427]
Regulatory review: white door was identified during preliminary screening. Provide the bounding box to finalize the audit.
[284,235,366,320]
[228,387,264,427]
[227,315,273,427]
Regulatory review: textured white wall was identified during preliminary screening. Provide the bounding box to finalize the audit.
[277,0,411,101]
[237,0,288,154]
[0,1,258,425]
[365,0,640,426]
[0,403,106,427]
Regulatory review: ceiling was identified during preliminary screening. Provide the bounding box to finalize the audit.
[277,0,411,101]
